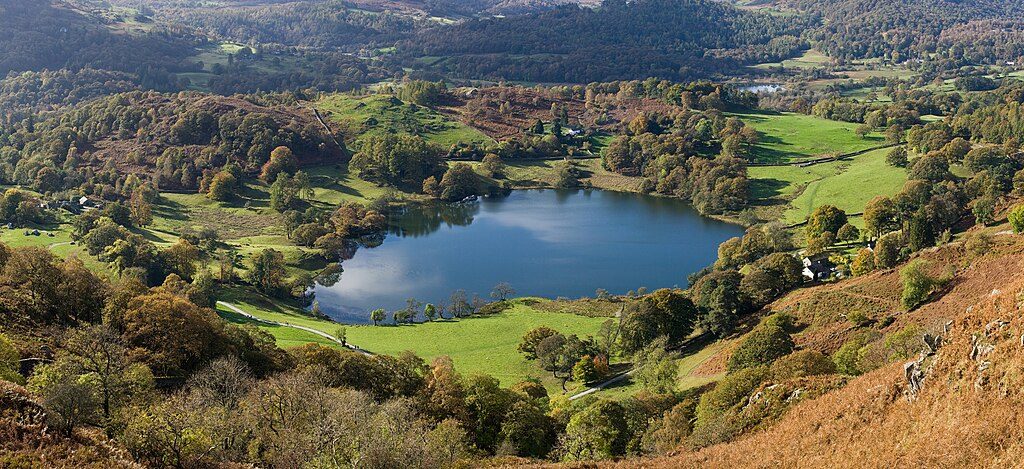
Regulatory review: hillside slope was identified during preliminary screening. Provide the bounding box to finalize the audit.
[610,232,1024,467]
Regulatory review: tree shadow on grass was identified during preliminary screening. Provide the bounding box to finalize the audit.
[748,178,791,201]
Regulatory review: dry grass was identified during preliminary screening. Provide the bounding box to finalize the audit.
[589,233,1024,468]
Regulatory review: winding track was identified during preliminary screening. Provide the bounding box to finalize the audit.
[216,301,373,355]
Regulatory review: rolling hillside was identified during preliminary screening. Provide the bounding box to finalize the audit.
[602,227,1024,467]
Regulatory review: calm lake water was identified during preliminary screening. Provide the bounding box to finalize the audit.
[313,189,744,323]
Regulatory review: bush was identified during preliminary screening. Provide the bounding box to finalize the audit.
[884,325,924,360]
[770,350,836,380]
[900,260,947,310]
[726,323,794,372]
[761,312,795,332]
[641,400,696,454]
[1010,204,1024,234]
[695,366,769,423]
[832,332,877,375]
[966,231,992,257]
[0,333,22,384]
[847,310,870,327]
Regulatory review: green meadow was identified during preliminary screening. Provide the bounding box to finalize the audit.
[752,48,831,70]
[733,111,883,164]
[749,147,907,225]
[215,294,611,394]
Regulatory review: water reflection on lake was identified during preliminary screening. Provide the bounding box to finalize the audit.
[313,189,744,323]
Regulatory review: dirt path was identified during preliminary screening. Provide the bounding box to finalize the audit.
[47,241,72,250]
[216,301,372,355]
[568,369,633,400]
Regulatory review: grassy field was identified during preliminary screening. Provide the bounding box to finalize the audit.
[749,147,907,225]
[215,293,611,394]
[317,94,493,148]
[752,49,831,70]
[179,41,307,91]
[0,223,113,275]
[346,301,610,391]
[473,158,644,194]
[733,111,883,164]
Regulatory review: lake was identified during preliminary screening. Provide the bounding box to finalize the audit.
[313,189,744,323]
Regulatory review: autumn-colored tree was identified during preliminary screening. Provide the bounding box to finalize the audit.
[129,184,154,226]
[207,170,237,201]
[120,291,226,376]
[248,249,286,295]
[260,146,296,183]
[806,205,847,241]
[164,238,200,280]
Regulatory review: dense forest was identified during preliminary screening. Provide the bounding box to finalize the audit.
[403,0,810,82]
[147,0,423,50]
[0,0,201,90]
[0,90,343,195]
[777,0,1024,63]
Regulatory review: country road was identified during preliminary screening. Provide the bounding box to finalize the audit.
[216,301,373,355]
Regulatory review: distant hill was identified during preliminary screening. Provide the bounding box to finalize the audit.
[0,0,200,89]
[403,0,810,83]
[771,0,1024,63]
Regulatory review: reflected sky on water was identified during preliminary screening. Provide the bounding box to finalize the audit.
[313,189,744,323]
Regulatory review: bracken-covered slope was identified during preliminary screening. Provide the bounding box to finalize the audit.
[608,232,1024,467]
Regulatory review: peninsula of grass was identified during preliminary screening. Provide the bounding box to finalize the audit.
[215,291,611,393]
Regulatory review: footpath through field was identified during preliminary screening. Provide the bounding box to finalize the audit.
[216,300,373,355]
[568,369,634,400]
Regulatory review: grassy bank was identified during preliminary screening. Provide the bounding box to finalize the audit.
[215,292,612,394]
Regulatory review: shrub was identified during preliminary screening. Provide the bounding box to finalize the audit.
[727,323,794,372]
[1010,204,1024,234]
[0,333,22,384]
[832,332,877,375]
[884,325,925,360]
[695,366,769,423]
[770,350,836,380]
[966,231,992,257]
[900,260,947,310]
[847,310,870,327]
[641,400,696,454]
[761,312,795,332]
